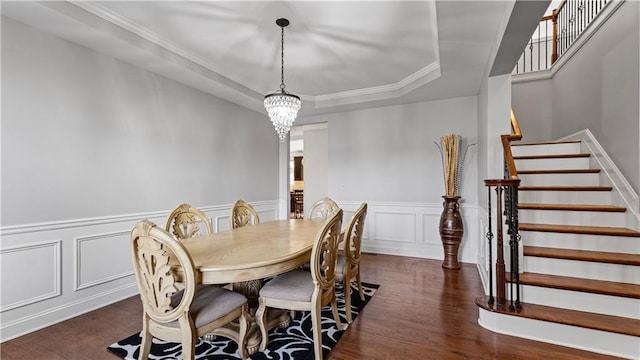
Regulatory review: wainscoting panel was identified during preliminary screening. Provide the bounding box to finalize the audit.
[422,213,442,245]
[0,240,61,312]
[75,231,133,291]
[0,200,281,342]
[337,201,480,264]
[374,212,416,243]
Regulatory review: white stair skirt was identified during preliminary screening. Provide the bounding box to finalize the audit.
[478,308,640,360]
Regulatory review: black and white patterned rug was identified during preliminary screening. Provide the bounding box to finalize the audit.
[107,281,379,360]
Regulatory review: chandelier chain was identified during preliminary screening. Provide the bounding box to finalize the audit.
[280,25,285,91]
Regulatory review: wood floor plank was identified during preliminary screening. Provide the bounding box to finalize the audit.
[0,254,621,360]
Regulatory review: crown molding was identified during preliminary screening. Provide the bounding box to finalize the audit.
[54,1,442,113]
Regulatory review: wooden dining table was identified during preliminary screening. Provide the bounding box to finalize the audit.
[176,218,327,284]
[173,218,329,355]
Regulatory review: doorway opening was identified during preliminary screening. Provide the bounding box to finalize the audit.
[289,126,304,219]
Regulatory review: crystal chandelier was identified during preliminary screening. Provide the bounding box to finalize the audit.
[264,18,301,142]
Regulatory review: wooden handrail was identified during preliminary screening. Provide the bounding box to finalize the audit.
[502,108,522,180]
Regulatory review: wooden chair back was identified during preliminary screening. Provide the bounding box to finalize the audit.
[231,200,260,229]
[343,203,368,268]
[307,197,340,220]
[165,203,213,240]
[310,209,343,297]
[131,220,196,324]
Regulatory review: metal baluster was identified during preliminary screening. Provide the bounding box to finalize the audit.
[513,184,522,310]
[487,186,494,307]
[495,185,506,310]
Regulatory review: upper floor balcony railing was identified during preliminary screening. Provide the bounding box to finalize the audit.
[514,0,610,74]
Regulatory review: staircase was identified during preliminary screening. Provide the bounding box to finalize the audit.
[477,140,640,359]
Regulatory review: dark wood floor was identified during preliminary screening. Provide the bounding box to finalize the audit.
[1,254,621,359]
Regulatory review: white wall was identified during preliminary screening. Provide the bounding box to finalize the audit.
[1,17,279,226]
[298,97,481,263]
[302,125,328,214]
[476,74,513,293]
[513,0,640,193]
[511,79,553,142]
[0,17,280,341]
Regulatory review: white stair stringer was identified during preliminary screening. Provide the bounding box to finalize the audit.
[519,209,626,227]
[523,256,640,284]
[519,285,639,320]
[478,308,640,360]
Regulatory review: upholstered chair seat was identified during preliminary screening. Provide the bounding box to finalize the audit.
[256,210,344,360]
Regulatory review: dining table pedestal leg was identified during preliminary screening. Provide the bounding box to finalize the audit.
[231,280,291,355]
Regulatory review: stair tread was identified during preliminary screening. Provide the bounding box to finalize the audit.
[475,296,640,336]
[514,153,591,160]
[520,223,640,237]
[518,203,626,212]
[523,246,640,265]
[511,140,582,146]
[518,169,600,174]
[514,272,640,299]
[519,185,613,191]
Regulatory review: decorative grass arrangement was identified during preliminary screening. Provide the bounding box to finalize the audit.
[435,134,475,197]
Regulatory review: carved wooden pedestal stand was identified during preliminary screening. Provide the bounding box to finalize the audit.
[439,196,464,270]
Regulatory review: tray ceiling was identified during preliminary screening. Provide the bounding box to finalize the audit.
[2,1,517,116]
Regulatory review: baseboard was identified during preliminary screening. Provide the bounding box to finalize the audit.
[1,283,137,342]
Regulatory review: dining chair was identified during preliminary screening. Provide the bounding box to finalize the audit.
[256,210,344,360]
[131,220,249,360]
[230,199,262,307]
[165,203,213,240]
[230,199,260,229]
[306,197,340,220]
[335,202,368,323]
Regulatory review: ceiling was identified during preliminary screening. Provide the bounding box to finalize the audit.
[2,1,540,117]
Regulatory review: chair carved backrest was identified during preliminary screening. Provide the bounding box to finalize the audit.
[165,203,213,240]
[310,209,343,296]
[307,197,340,221]
[344,203,368,268]
[131,220,196,324]
[231,200,260,229]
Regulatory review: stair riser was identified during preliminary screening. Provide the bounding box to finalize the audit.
[519,209,626,227]
[518,173,601,187]
[478,309,640,359]
[519,285,640,319]
[521,231,640,254]
[519,190,612,205]
[511,143,582,157]
[515,157,591,171]
[523,257,640,284]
